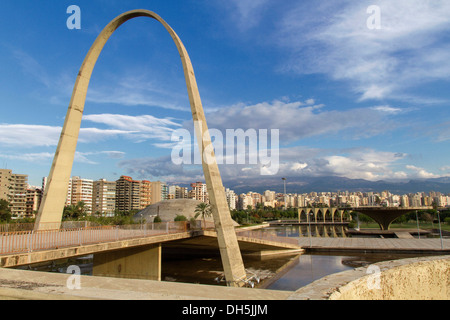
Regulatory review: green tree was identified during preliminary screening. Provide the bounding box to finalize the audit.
[174,215,187,222]
[194,202,212,229]
[63,201,88,220]
[0,199,12,222]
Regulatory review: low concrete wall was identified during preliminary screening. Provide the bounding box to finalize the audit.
[290,255,450,300]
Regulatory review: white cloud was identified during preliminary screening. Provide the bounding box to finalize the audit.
[204,99,396,143]
[273,148,408,181]
[275,0,450,101]
[83,113,182,143]
[371,105,403,115]
[86,75,190,112]
[225,0,271,29]
[405,165,440,179]
[0,124,61,147]
[0,152,55,162]
[0,150,125,165]
[0,123,133,147]
[75,151,126,165]
[117,146,415,185]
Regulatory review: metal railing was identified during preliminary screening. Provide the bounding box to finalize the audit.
[235,229,300,246]
[0,221,188,255]
[0,221,102,233]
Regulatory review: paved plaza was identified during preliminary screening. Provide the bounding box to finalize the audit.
[297,236,449,253]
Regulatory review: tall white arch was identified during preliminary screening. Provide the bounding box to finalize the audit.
[34,9,246,286]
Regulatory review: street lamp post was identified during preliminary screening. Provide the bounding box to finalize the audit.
[282,178,287,211]
[308,212,313,248]
[437,211,444,250]
[415,210,421,239]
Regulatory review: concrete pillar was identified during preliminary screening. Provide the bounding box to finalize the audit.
[93,244,161,280]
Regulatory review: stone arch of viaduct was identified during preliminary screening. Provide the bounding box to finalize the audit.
[298,207,352,223]
[34,9,246,286]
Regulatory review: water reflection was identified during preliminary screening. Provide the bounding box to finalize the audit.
[264,252,428,291]
[265,254,352,291]
[256,225,349,238]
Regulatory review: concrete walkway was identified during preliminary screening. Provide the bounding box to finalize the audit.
[297,237,450,253]
[0,268,292,300]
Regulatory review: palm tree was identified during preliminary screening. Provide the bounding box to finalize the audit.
[63,201,87,220]
[194,202,212,229]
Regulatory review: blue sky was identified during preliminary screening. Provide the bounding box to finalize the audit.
[0,0,449,190]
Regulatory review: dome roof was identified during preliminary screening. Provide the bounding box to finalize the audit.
[133,199,209,223]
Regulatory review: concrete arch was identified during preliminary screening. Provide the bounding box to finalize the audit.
[298,208,308,223]
[315,208,324,223]
[34,9,246,286]
[324,208,333,222]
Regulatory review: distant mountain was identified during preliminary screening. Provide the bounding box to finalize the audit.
[223,176,450,195]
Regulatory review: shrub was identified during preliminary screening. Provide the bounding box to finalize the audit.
[174,215,187,222]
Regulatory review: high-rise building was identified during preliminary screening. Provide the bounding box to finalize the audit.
[70,176,93,214]
[151,181,164,204]
[225,188,237,210]
[0,169,12,202]
[189,182,209,203]
[140,180,152,209]
[0,169,28,218]
[116,176,141,212]
[26,187,42,217]
[238,193,252,210]
[168,185,189,200]
[93,179,116,215]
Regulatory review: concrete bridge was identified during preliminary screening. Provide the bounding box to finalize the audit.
[298,207,352,224]
[298,206,434,230]
[0,222,302,284]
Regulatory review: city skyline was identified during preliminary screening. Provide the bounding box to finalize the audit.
[1,1,450,190]
[2,167,448,219]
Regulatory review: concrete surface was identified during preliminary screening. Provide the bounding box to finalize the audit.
[290,255,450,300]
[0,268,292,300]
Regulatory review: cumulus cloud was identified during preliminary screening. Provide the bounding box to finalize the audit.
[83,113,182,143]
[86,75,190,112]
[405,165,440,179]
[117,146,415,186]
[203,99,397,143]
[0,124,61,147]
[274,0,450,101]
[0,123,132,147]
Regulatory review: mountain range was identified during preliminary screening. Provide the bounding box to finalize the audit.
[224,176,450,195]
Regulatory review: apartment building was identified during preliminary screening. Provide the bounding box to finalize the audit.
[115,176,141,212]
[225,188,237,210]
[168,185,189,200]
[189,182,209,203]
[93,179,116,215]
[26,187,42,217]
[140,180,152,209]
[151,181,168,204]
[0,169,28,218]
[0,169,12,201]
[69,177,93,214]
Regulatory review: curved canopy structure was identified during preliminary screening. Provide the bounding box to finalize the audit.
[352,207,431,230]
[34,9,246,286]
